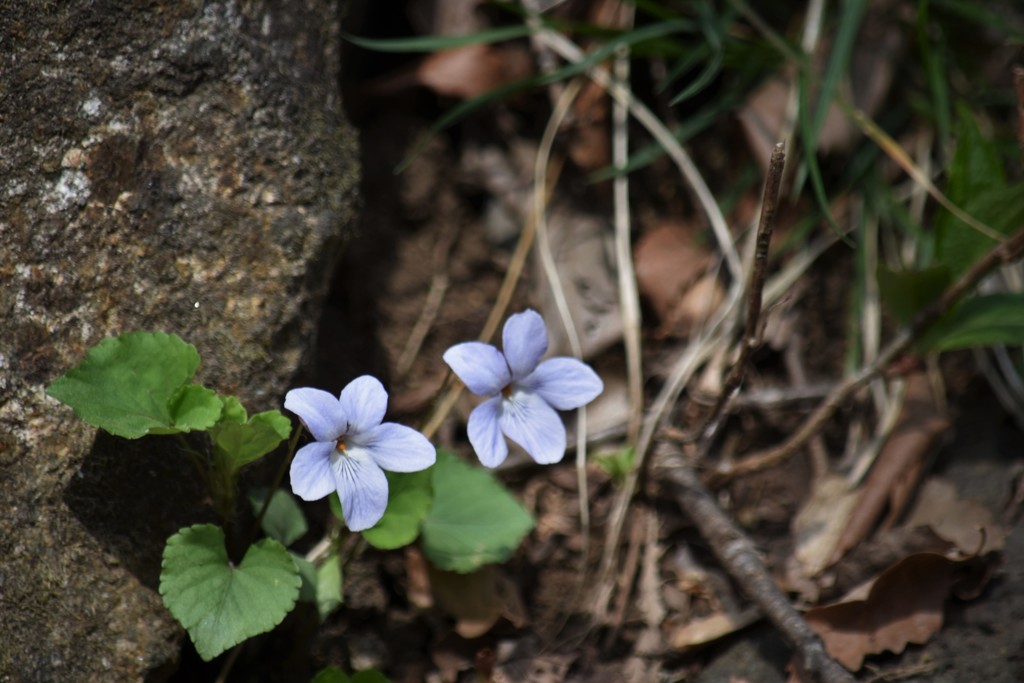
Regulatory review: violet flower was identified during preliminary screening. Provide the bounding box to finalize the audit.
[443,309,603,467]
[284,376,435,531]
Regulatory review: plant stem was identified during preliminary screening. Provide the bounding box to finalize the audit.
[248,425,304,545]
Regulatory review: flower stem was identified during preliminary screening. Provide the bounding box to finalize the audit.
[248,425,303,546]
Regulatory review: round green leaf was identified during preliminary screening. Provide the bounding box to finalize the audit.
[45,331,210,438]
[421,450,534,572]
[159,524,300,661]
[362,469,434,550]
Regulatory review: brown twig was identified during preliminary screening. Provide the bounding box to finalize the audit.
[715,224,1024,483]
[695,142,787,442]
[659,446,856,683]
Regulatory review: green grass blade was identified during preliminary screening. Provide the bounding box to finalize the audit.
[343,25,534,52]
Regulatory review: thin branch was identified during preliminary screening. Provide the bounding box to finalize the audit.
[659,446,855,683]
[695,143,786,442]
[716,224,1024,483]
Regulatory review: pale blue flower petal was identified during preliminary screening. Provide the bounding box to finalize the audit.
[502,309,548,380]
[443,341,511,396]
[332,451,389,531]
[467,396,508,468]
[289,441,338,501]
[520,357,604,410]
[339,375,388,434]
[284,387,348,442]
[499,390,567,464]
[352,422,436,472]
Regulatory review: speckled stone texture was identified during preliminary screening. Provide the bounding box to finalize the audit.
[0,1,358,679]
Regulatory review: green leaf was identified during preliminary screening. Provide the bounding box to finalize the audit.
[344,25,533,52]
[594,447,635,486]
[935,105,1022,276]
[248,488,308,547]
[421,450,534,573]
[292,552,318,603]
[935,182,1024,278]
[311,665,350,683]
[210,408,292,472]
[328,491,343,522]
[917,294,1024,352]
[362,469,434,550]
[310,667,390,683]
[219,395,248,424]
[148,384,223,435]
[46,331,219,438]
[159,524,300,661]
[876,265,953,324]
[316,552,343,621]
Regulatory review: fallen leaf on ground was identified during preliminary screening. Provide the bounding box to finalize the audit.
[829,373,949,565]
[430,565,520,638]
[905,476,1007,554]
[791,474,861,578]
[633,221,722,338]
[667,608,760,651]
[416,43,534,100]
[804,551,995,671]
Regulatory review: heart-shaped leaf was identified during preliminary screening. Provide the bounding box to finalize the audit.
[421,450,534,572]
[46,331,222,438]
[159,524,300,661]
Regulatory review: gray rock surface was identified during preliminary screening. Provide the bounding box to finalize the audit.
[0,1,358,679]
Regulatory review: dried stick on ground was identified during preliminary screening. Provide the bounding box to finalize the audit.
[659,447,855,683]
[716,223,1024,483]
[694,142,786,443]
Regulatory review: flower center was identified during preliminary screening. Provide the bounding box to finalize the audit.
[335,436,347,453]
[501,384,513,398]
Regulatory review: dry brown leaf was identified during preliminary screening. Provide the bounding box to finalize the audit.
[905,476,1008,554]
[428,563,504,638]
[829,373,949,565]
[415,43,533,100]
[791,474,861,578]
[804,552,995,671]
[405,546,434,609]
[633,221,722,338]
[667,608,760,651]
